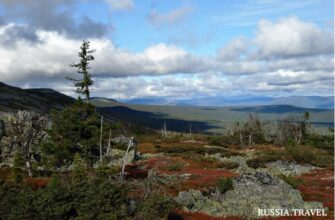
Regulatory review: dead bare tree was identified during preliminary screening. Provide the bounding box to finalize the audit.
[5,111,47,176]
[99,115,103,164]
[106,129,112,156]
[119,137,134,181]
[275,114,308,145]
[161,122,167,137]
[233,114,265,147]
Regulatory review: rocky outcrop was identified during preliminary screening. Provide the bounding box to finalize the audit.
[221,155,254,173]
[176,172,323,219]
[264,160,316,176]
[212,154,318,176]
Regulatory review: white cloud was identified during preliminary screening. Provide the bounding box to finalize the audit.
[0,25,212,82]
[255,17,333,58]
[104,0,134,11]
[148,6,194,26]
[217,37,248,61]
[0,17,333,99]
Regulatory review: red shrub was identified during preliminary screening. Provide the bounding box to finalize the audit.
[297,169,334,219]
[25,177,49,190]
[170,210,242,220]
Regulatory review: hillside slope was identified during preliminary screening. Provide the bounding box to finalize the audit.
[0,82,75,113]
[92,99,334,134]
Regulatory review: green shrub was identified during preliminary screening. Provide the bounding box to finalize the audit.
[219,161,239,170]
[304,134,334,153]
[72,153,87,179]
[246,149,288,168]
[135,194,179,219]
[217,177,233,194]
[0,167,12,180]
[278,175,302,189]
[96,166,118,179]
[246,158,267,169]
[286,146,316,164]
[285,145,334,169]
[0,178,130,220]
[160,145,239,158]
[166,162,184,171]
[208,136,230,147]
[12,152,26,182]
[199,156,219,163]
[42,100,101,167]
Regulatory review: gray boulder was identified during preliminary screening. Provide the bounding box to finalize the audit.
[264,160,316,176]
[176,172,323,219]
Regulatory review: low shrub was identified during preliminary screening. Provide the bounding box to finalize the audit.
[160,145,239,158]
[207,136,230,147]
[246,149,288,169]
[219,161,239,170]
[199,156,219,163]
[285,145,333,169]
[303,133,334,153]
[0,178,132,219]
[135,194,180,219]
[278,175,303,189]
[0,167,12,180]
[217,177,233,194]
[166,162,184,171]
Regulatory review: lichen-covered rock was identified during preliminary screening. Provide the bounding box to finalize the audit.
[212,154,317,177]
[223,156,254,173]
[176,172,323,219]
[264,160,316,176]
[107,149,135,166]
[177,190,224,216]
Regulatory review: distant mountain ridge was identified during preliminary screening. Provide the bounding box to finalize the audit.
[0,82,75,113]
[124,96,334,109]
[0,82,332,134]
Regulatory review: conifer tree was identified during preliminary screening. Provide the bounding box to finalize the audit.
[69,40,95,102]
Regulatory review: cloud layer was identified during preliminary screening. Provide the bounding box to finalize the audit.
[0,0,333,101]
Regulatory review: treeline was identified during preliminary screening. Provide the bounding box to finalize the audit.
[209,112,333,150]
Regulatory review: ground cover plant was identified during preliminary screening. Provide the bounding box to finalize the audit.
[0,92,333,220]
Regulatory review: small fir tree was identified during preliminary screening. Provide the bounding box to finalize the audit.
[69,40,95,102]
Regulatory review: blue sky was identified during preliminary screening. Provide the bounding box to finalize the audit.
[0,0,333,100]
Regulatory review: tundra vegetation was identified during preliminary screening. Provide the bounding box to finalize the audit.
[0,42,333,220]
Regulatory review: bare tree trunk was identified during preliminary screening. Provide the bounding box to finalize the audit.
[99,116,103,164]
[106,129,111,156]
[163,122,167,137]
[239,131,244,146]
[119,137,133,181]
[248,133,252,147]
[297,130,302,145]
[26,160,32,177]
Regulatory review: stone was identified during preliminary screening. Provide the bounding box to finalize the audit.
[176,171,323,219]
[264,160,316,176]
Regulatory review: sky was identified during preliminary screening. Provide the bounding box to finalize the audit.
[0,0,333,100]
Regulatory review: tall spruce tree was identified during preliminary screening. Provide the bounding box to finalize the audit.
[69,40,95,102]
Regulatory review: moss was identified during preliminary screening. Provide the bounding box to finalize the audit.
[278,174,303,189]
[217,177,233,194]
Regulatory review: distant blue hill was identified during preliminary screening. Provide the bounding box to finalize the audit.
[124,96,334,109]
